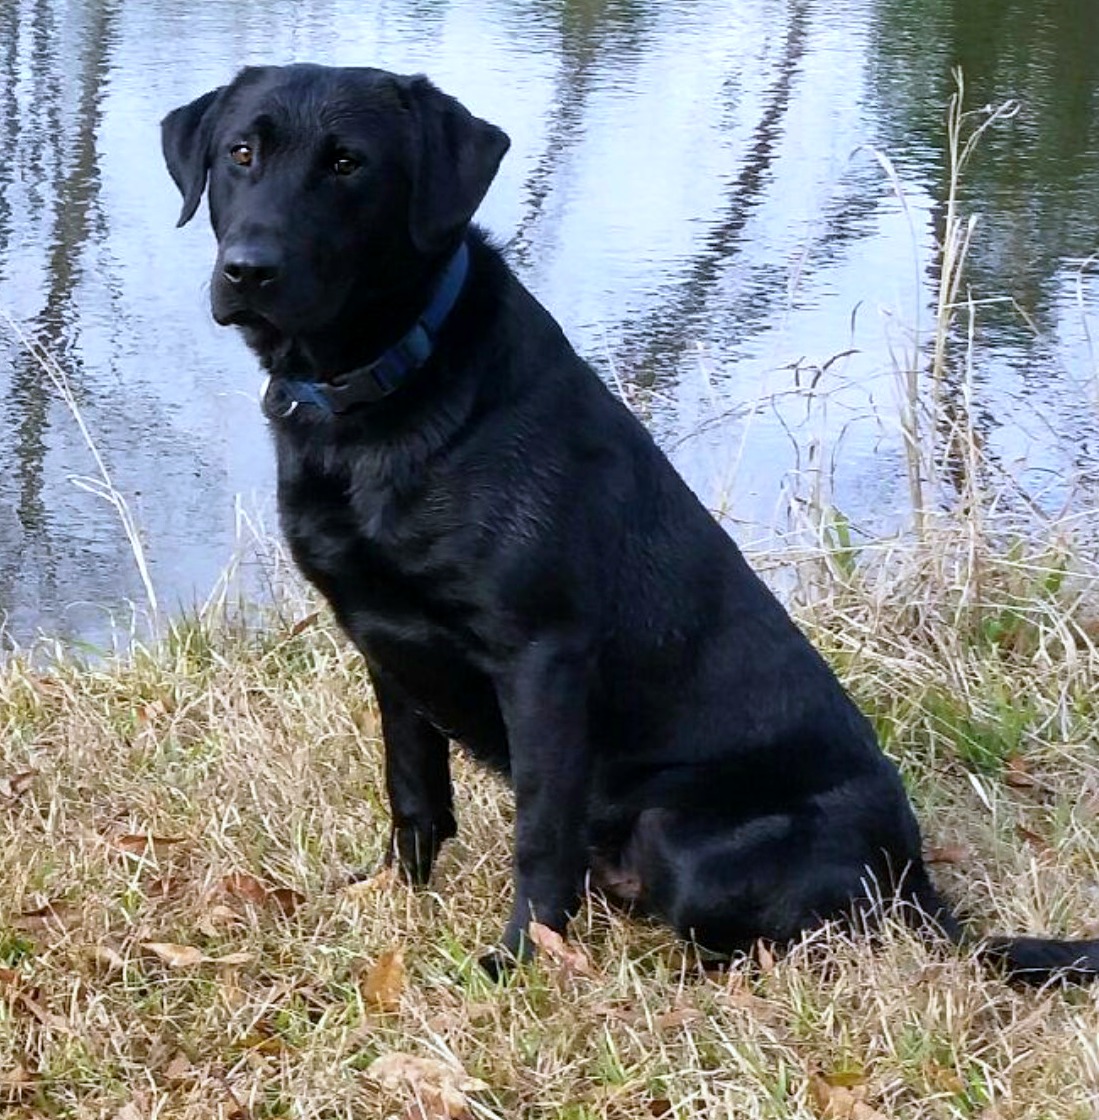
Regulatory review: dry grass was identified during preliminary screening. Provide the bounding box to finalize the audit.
[2,524,1098,1120]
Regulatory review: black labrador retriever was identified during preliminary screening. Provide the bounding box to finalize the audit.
[162,63,1099,981]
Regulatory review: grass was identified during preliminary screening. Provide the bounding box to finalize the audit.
[1,538,1098,1120]
[2,73,1099,1119]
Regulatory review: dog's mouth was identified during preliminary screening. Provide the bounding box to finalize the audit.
[216,306,272,330]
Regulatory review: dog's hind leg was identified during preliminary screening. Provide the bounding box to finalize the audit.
[621,791,920,956]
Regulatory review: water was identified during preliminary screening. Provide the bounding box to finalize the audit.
[1,0,1097,648]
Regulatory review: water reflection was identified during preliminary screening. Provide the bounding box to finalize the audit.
[870,0,1099,493]
[504,0,652,269]
[0,0,1095,648]
[625,0,811,386]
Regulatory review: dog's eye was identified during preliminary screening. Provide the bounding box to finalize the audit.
[332,154,360,176]
[229,144,254,167]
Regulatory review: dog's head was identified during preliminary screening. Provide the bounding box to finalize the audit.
[161,64,509,354]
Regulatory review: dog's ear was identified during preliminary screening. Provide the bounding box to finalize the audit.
[161,87,225,227]
[401,76,510,253]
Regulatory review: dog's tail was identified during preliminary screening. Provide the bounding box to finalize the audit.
[906,865,1099,984]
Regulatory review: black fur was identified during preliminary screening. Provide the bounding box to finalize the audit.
[162,63,1099,982]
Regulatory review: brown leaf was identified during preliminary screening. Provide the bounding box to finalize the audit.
[114,833,186,859]
[0,1063,40,1098]
[13,899,77,931]
[222,872,270,906]
[527,922,593,976]
[11,987,71,1032]
[219,873,304,917]
[145,874,187,902]
[269,887,305,916]
[924,1062,965,1095]
[1004,756,1039,790]
[926,844,970,865]
[198,904,244,938]
[755,940,776,973]
[648,1101,673,1118]
[164,1050,194,1083]
[87,943,126,973]
[1015,824,1051,853]
[654,1006,704,1030]
[368,1052,489,1120]
[361,948,406,1013]
[808,1073,889,1120]
[289,611,320,637]
[721,971,773,1017]
[142,942,208,968]
[0,967,19,987]
[0,770,37,800]
[217,951,257,966]
[343,865,399,900]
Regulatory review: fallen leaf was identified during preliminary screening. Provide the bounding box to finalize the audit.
[268,887,305,916]
[0,770,37,800]
[755,940,776,973]
[654,1006,704,1030]
[142,942,208,968]
[222,872,269,906]
[528,922,593,977]
[164,1050,193,1083]
[289,611,320,637]
[114,833,186,859]
[217,951,256,966]
[0,1063,39,1098]
[218,873,303,918]
[134,700,170,732]
[368,1052,489,1120]
[648,1100,673,1118]
[808,1073,889,1120]
[924,1062,965,1095]
[720,972,773,1017]
[88,943,126,973]
[1004,756,1039,790]
[361,948,406,1013]
[343,865,399,900]
[145,874,186,901]
[1015,824,1051,853]
[198,904,244,938]
[926,844,969,865]
[14,900,77,932]
[0,967,19,987]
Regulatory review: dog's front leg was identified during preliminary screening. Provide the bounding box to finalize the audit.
[370,667,456,886]
[492,637,592,967]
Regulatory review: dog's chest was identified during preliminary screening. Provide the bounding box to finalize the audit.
[277,446,483,643]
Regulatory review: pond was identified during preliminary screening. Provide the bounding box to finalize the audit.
[1,0,1097,648]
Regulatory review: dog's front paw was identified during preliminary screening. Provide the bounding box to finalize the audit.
[386,819,453,886]
[477,947,517,982]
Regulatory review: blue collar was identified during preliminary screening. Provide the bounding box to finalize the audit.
[261,239,470,420]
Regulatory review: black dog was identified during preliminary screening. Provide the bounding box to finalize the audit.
[162,64,1098,981]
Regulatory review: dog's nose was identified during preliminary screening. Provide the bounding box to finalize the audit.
[221,248,281,290]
